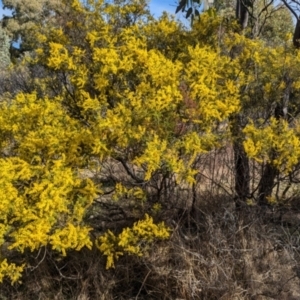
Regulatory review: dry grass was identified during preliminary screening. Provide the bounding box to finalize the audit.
[2,194,300,299]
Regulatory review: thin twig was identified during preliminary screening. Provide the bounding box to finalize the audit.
[135,270,151,299]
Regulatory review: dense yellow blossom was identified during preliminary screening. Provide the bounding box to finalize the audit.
[244,118,300,172]
[0,0,244,283]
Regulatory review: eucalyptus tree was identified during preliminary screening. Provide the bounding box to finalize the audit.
[0,26,10,68]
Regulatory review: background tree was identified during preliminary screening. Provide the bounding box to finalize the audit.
[175,0,296,205]
[0,25,10,68]
[1,0,64,56]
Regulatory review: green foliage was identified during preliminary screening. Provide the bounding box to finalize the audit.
[258,6,294,44]
[0,27,10,68]
[2,0,64,50]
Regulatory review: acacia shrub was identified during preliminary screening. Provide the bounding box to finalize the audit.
[0,0,241,283]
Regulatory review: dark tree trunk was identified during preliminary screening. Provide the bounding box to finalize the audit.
[236,0,249,29]
[258,153,278,205]
[234,140,250,201]
[231,115,250,203]
[293,19,300,48]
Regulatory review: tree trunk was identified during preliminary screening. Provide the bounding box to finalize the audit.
[236,0,249,29]
[293,19,300,48]
[234,140,250,202]
[231,115,250,203]
[258,154,278,205]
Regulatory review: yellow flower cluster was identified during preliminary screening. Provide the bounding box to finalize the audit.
[97,214,170,269]
[244,118,300,172]
[0,90,100,281]
[0,260,25,284]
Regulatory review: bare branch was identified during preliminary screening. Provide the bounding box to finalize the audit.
[281,0,299,19]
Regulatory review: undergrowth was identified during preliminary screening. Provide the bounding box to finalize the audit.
[1,194,300,300]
